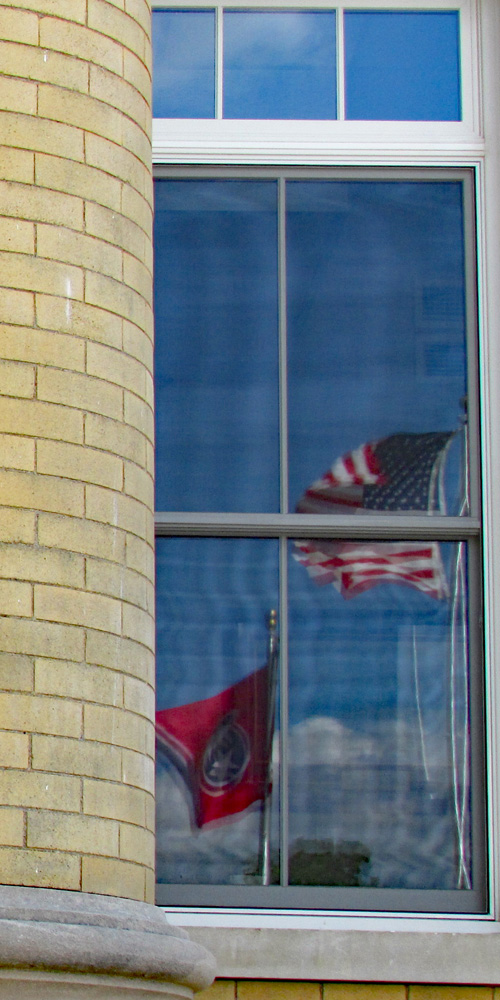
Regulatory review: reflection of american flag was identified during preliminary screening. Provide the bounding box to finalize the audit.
[294,432,453,600]
[293,539,449,600]
[297,432,453,515]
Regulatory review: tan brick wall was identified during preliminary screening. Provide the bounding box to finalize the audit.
[0,0,154,902]
[198,984,498,1000]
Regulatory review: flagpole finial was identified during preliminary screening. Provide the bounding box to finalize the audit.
[266,609,278,635]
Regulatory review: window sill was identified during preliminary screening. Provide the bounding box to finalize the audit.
[164,915,500,983]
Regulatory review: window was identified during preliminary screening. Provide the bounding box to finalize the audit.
[153,7,461,121]
[152,0,494,922]
[152,0,479,166]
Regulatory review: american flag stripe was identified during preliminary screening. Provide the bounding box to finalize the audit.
[330,442,382,486]
[300,444,383,513]
[300,443,383,512]
[293,540,449,601]
[300,485,364,512]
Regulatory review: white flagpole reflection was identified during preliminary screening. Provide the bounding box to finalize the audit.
[260,609,279,885]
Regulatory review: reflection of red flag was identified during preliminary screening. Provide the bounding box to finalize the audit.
[155,665,271,829]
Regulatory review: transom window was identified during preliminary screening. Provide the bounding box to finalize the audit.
[153,7,461,121]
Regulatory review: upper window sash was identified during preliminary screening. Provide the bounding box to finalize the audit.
[153,165,481,533]
[151,0,481,164]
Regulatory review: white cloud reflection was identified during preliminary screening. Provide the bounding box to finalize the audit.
[284,715,377,767]
[156,711,466,891]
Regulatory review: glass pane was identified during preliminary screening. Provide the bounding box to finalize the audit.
[344,11,461,121]
[224,12,337,120]
[153,10,215,118]
[154,179,279,512]
[156,537,280,885]
[288,539,474,890]
[287,181,469,515]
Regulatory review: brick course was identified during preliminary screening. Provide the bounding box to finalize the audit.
[198,986,497,1000]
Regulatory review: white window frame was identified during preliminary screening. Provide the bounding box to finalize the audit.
[152,0,481,163]
[152,0,500,981]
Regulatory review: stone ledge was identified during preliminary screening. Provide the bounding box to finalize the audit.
[0,888,214,994]
[180,923,500,984]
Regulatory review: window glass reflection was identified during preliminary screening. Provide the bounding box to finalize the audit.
[154,180,280,513]
[344,11,461,121]
[152,10,215,118]
[288,539,472,890]
[224,11,337,120]
[287,181,468,515]
[156,537,280,885]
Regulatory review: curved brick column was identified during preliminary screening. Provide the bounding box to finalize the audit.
[0,0,155,900]
[0,2,214,994]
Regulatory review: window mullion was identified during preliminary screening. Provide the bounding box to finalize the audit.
[277,176,290,886]
[279,535,290,887]
[337,7,345,121]
[278,176,289,516]
[463,169,481,519]
[467,536,488,899]
[216,6,223,119]
[154,512,481,539]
